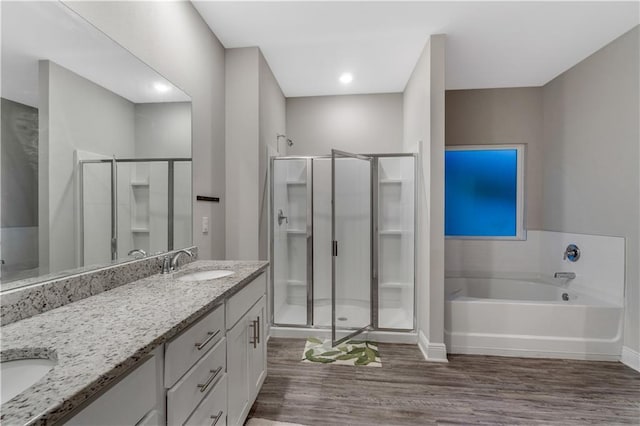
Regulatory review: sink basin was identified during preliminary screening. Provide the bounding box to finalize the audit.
[1,358,56,404]
[177,270,234,282]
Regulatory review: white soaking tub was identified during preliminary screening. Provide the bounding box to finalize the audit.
[444,275,623,361]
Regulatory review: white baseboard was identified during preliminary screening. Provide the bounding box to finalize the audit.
[621,346,640,372]
[448,344,621,362]
[418,330,448,362]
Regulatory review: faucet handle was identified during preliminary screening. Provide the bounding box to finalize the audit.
[160,256,172,274]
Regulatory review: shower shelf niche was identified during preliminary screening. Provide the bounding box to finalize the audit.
[131,227,150,233]
[379,229,405,235]
[286,229,306,235]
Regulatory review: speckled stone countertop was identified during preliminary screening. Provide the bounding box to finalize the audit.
[0,260,268,425]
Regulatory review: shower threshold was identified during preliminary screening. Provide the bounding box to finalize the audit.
[269,326,418,345]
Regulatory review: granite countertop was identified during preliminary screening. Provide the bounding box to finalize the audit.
[0,260,269,425]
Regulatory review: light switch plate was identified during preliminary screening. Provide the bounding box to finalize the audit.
[202,217,209,234]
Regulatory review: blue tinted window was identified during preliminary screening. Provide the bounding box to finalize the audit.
[445,149,518,237]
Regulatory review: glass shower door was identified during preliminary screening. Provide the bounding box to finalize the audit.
[331,150,372,346]
[272,158,311,326]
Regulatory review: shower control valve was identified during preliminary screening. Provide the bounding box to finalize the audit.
[277,209,288,226]
[563,244,580,262]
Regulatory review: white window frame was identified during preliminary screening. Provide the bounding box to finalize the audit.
[445,144,526,241]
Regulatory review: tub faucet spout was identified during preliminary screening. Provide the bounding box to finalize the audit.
[554,272,576,280]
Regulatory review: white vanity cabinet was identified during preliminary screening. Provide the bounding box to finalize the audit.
[226,275,267,426]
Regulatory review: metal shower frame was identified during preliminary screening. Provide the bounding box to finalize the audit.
[269,152,418,336]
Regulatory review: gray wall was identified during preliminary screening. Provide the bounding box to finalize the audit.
[542,26,639,353]
[66,1,227,260]
[286,93,403,156]
[1,98,39,276]
[225,47,260,260]
[225,47,286,261]
[134,102,192,158]
[258,51,286,260]
[445,88,544,229]
[1,98,38,228]
[403,35,447,360]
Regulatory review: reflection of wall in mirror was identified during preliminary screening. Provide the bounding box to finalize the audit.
[1,98,39,280]
[39,60,192,274]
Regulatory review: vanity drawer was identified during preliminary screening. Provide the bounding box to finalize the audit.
[165,304,224,387]
[184,375,227,426]
[166,338,226,426]
[226,273,266,330]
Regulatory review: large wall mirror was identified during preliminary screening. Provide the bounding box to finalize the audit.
[1,1,193,290]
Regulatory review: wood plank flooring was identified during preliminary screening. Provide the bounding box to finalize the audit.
[248,338,640,425]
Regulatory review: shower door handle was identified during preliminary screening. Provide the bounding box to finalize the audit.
[332,240,338,257]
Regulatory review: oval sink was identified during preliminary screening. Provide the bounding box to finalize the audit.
[177,270,234,282]
[1,358,56,404]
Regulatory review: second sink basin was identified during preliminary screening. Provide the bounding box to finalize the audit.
[177,270,234,282]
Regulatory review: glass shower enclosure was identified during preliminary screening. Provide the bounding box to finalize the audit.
[271,152,415,344]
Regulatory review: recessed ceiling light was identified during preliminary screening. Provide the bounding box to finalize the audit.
[153,82,171,93]
[339,72,353,85]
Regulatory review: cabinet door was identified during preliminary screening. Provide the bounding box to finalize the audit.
[66,355,157,425]
[226,315,249,426]
[248,296,266,402]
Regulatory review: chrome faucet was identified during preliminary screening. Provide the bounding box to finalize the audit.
[554,272,576,280]
[160,249,194,274]
[171,249,194,270]
[127,248,147,258]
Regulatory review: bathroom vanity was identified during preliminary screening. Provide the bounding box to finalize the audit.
[0,260,268,425]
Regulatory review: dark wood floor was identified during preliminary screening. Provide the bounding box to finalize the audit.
[248,338,640,425]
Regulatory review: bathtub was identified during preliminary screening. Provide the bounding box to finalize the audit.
[444,275,623,361]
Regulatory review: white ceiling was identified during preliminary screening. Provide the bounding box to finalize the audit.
[1,1,190,108]
[193,1,639,97]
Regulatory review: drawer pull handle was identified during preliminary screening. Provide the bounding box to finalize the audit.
[197,366,222,393]
[210,410,224,426]
[195,329,220,350]
[256,316,260,344]
[249,320,257,348]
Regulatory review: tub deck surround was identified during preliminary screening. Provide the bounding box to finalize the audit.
[0,260,268,426]
[0,247,198,326]
[444,275,624,360]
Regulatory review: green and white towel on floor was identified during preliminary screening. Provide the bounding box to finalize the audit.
[301,337,381,367]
